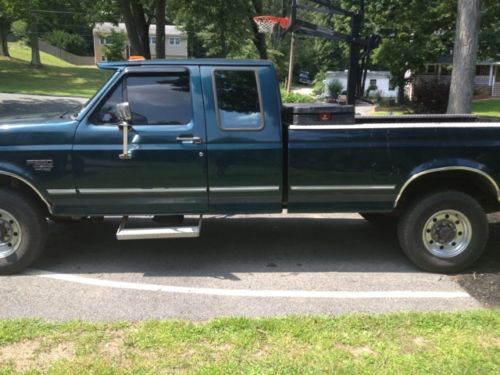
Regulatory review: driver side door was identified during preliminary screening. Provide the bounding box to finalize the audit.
[72,66,208,215]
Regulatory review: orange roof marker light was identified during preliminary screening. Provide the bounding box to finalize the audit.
[128,55,145,61]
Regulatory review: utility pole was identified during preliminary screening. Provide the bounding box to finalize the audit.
[286,32,295,93]
[30,10,41,67]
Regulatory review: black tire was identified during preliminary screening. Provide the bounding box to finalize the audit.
[398,190,488,274]
[360,212,398,227]
[0,189,48,275]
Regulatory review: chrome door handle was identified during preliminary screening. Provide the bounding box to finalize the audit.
[176,136,203,145]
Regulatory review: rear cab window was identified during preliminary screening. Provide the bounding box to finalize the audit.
[92,70,192,125]
[213,69,264,131]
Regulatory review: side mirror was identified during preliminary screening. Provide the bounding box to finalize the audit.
[115,102,132,123]
[115,102,133,160]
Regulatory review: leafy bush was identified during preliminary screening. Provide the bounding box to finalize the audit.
[281,90,315,103]
[311,71,324,94]
[312,80,325,96]
[103,31,127,61]
[11,20,29,42]
[411,77,450,113]
[326,79,343,98]
[43,30,88,55]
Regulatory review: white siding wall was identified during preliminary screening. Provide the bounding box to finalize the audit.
[325,71,399,98]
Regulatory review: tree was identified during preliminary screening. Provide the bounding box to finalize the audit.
[0,0,17,57]
[0,15,9,56]
[118,0,151,59]
[447,0,481,114]
[103,30,127,60]
[167,0,270,59]
[368,0,457,104]
[155,0,166,59]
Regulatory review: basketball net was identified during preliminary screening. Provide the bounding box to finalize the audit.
[253,16,289,34]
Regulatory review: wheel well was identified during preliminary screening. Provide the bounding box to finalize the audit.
[396,170,499,212]
[0,175,50,216]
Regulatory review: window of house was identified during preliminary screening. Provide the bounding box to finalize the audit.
[476,65,490,76]
[426,65,436,74]
[93,72,192,126]
[169,37,181,46]
[213,70,263,131]
[441,65,452,75]
[389,80,396,91]
[369,79,377,86]
[100,37,107,45]
[101,55,107,62]
[149,36,156,45]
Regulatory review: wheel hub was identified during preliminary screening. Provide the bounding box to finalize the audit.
[422,210,472,258]
[431,220,457,244]
[0,209,22,259]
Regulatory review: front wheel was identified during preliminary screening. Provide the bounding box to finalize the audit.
[398,191,488,274]
[0,189,48,275]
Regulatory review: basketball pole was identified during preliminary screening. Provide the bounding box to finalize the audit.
[286,32,295,93]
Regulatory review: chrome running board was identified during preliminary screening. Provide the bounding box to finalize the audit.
[116,216,202,240]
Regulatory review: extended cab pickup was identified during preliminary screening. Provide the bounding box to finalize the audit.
[0,59,499,274]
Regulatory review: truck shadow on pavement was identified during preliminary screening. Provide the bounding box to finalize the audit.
[32,216,500,306]
[37,217,411,275]
[35,217,499,273]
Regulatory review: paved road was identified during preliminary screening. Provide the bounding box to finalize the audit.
[0,93,87,118]
[1,214,498,321]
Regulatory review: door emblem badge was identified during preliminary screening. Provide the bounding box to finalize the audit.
[26,159,54,172]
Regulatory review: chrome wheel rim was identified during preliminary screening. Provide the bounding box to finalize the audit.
[422,209,472,258]
[0,209,22,259]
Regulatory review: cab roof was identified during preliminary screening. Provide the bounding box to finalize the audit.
[97,59,274,71]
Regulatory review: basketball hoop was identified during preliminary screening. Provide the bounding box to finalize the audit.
[253,16,290,34]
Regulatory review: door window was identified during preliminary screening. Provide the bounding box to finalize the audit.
[93,71,192,125]
[213,70,264,131]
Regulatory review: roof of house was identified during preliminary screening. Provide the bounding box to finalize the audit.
[93,22,185,36]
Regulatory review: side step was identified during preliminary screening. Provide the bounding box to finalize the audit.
[116,215,202,240]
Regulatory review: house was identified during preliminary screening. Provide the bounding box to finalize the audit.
[92,22,188,63]
[417,55,500,97]
[325,70,399,99]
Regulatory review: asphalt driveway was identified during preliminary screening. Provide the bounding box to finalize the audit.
[0,214,498,321]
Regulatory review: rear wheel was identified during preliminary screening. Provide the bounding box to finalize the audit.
[398,191,488,273]
[0,189,47,275]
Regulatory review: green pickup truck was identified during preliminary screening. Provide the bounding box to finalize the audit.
[0,59,499,275]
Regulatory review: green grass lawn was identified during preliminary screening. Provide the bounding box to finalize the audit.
[0,311,498,374]
[0,43,111,97]
[472,99,500,118]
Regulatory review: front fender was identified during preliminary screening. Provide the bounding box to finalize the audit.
[0,163,53,212]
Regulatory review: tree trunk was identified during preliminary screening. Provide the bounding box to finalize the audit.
[447,0,481,114]
[155,0,166,59]
[130,0,151,59]
[0,17,10,57]
[398,82,405,105]
[30,12,41,67]
[249,0,268,59]
[119,0,142,56]
[119,0,151,59]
